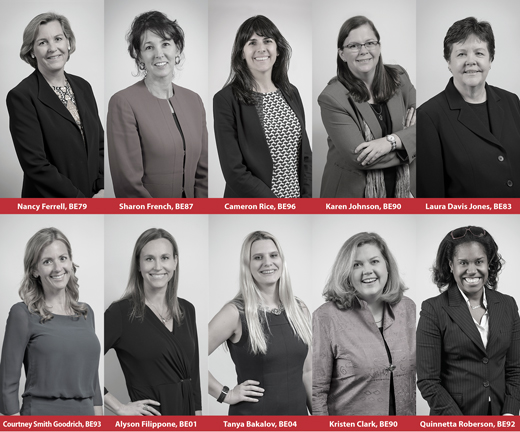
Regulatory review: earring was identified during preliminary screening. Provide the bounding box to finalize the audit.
[175,56,180,65]
[139,62,146,70]
[31,53,35,59]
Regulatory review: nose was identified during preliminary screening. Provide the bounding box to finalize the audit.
[153,259,163,270]
[466,264,477,274]
[53,260,63,272]
[362,265,373,275]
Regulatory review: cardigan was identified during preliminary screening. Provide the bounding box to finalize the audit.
[417,286,520,415]
[107,81,208,198]
[6,69,104,198]
[312,296,416,415]
[417,78,520,198]
[318,65,416,198]
[213,84,312,198]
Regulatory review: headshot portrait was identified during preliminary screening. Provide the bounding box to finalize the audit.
[104,0,208,198]
[416,1,520,198]
[310,215,417,415]
[0,0,104,198]
[103,214,208,415]
[311,0,416,198]
[208,0,313,198]
[0,215,104,415]
[207,215,315,414]
[414,215,520,415]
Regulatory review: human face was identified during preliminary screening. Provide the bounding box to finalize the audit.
[448,34,491,94]
[242,32,278,79]
[249,239,282,290]
[350,243,388,304]
[140,30,178,81]
[449,242,489,298]
[33,20,69,76]
[139,238,177,291]
[339,24,381,79]
[33,240,72,294]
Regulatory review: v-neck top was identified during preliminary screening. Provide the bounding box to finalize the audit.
[104,298,201,414]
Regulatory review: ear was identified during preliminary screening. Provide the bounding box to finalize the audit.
[338,48,346,62]
[449,261,453,273]
[173,255,179,270]
[33,271,39,278]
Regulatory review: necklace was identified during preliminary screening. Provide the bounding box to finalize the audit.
[259,303,285,315]
[470,304,483,310]
[370,103,383,121]
[146,301,170,325]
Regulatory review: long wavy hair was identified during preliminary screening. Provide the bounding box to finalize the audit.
[432,226,503,292]
[19,228,87,323]
[120,228,183,324]
[224,15,293,105]
[230,231,311,355]
[323,232,407,309]
[335,16,401,104]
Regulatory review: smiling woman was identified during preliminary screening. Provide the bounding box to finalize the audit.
[417,17,520,197]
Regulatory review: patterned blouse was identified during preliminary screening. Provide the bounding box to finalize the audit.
[254,90,301,198]
[51,79,84,140]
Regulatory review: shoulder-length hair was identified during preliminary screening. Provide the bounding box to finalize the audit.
[20,12,76,69]
[432,226,503,291]
[336,16,400,104]
[443,17,495,62]
[231,231,311,355]
[127,10,185,76]
[120,228,183,324]
[323,232,407,309]
[225,15,293,105]
[19,227,86,323]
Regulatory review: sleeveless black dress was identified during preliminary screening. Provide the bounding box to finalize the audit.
[227,308,308,415]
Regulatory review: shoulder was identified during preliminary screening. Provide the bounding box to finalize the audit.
[66,73,92,89]
[421,290,448,310]
[488,288,517,306]
[172,83,202,101]
[109,81,146,106]
[319,77,347,97]
[294,297,310,316]
[9,302,29,314]
[7,72,38,100]
[313,301,340,318]
[106,298,131,315]
[487,84,520,103]
[214,84,235,103]
[394,295,416,314]
[178,297,196,314]
[418,88,449,115]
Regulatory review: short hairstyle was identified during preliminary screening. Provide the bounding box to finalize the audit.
[443,17,495,62]
[121,228,183,324]
[432,226,503,291]
[127,11,185,75]
[225,15,293,105]
[231,231,311,355]
[336,16,400,104]
[323,232,407,309]
[20,12,76,69]
[19,227,86,323]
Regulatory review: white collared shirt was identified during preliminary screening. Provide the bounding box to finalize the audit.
[458,287,489,349]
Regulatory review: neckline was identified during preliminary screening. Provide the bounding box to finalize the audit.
[142,80,175,100]
[145,304,174,333]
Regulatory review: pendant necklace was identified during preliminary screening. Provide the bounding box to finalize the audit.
[371,104,383,121]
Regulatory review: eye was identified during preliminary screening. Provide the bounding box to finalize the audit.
[271,253,279,258]
[366,41,377,48]
[346,43,359,50]
[38,41,46,46]
[253,255,262,260]
[144,45,153,50]
[161,256,170,260]
[371,259,380,264]
[457,53,465,57]
[43,259,51,265]
[353,262,361,268]
[60,256,68,262]
[145,257,153,261]
[162,42,170,47]
[56,36,63,42]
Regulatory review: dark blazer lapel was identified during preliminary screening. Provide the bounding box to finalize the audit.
[486,86,505,143]
[387,88,404,134]
[36,70,77,126]
[486,288,504,354]
[444,286,487,354]
[355,100,382,138]
[282,87,305,128]
[445,78,502,148]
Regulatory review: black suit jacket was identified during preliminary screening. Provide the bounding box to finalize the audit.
[417,286,520,415]
[213,84,312,198]
[6,69,104,197]
[417,78,520,198]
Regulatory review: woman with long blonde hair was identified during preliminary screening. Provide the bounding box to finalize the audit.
[209,231,312,415]
[0,228,101,415]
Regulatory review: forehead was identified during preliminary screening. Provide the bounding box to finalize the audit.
[35,20,64,39]
[354,242,382,259]
[250,239,277,255]
[452,34,488,51]
[141,238,173,255]
[40,240,68,257]
[345,24,377,42]
[141,30,169,44]
[453,241,487,258]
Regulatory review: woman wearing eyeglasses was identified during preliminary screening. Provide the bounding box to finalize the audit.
[417,226,520,415]
[319,16,416,198]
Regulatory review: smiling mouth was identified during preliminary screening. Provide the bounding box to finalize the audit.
[464,70,482,74]
[464,277,481,284]
[50,273,66,280]
[362,278,378,284]
[47,54,62,60]
[357,58,372,63]
[254,56,269,61]
[260,269,276,274]
[155,61,168,67]
[150,273,167,279]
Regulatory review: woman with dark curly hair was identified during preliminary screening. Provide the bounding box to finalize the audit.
[312,232,416,415]
[213,15,311,198]
[417,226,520,415]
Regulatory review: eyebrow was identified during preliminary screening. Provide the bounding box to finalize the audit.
[143,38,171,44]
[36,33,64,42]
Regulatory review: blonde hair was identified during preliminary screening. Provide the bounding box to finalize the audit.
[121,228,183,324]
[20,12,76,68]
[19,227,87,323]
[323,232,407,309]
[231,231,311,355]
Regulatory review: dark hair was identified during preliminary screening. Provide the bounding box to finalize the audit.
[336,16,400,104]
[323,232,407,309]
[432,226,504,291]
[225,15,293,105]
[443,17,495,62]
[127,11,185,73]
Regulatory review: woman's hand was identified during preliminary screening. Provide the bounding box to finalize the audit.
[405,107,416,128]
[114,399,161,416]
[354,138,393,166]
[92,189,105,198]
[225,380,264,405]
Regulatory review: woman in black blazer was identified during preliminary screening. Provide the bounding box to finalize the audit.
[417,17,520,198]
[417,226,520,415]
[214,15,311,198]
[6,12,103,198]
